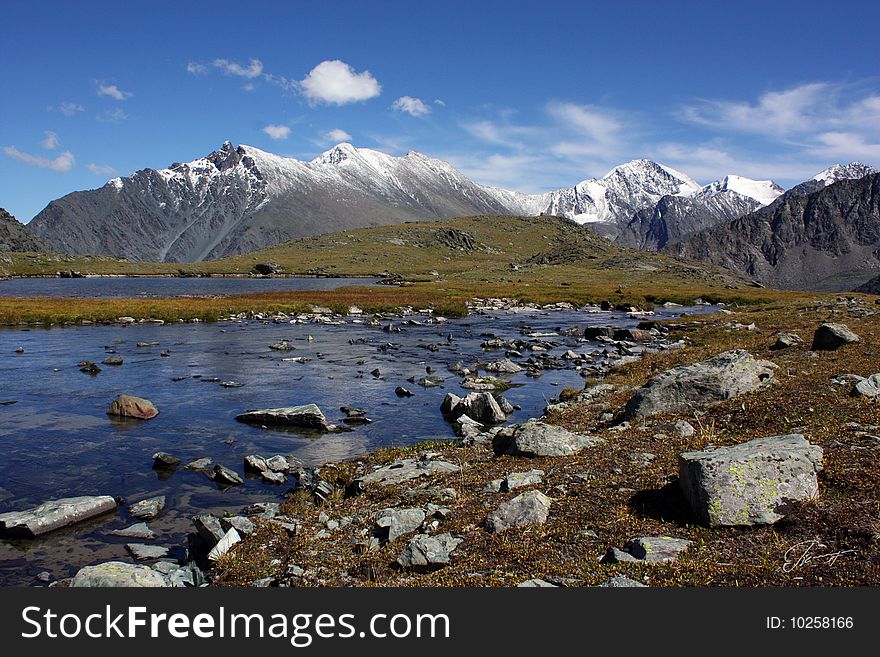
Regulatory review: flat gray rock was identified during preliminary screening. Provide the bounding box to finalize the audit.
[0,495,116,537]
[517,578,558,587]
[235,404,331,431]
[71,561,169,587]
[624,350,776,420]
[362,458,459,487]
[492,420,601,457]
[594,575,648,587]
[107,522,155,540]
[679,434,823,527]
[376,507,426,542]
[126,543,169,560]
[487,490,551,533]
[396,533,462,570]
[193,514,226,546]
[604,536,691,564]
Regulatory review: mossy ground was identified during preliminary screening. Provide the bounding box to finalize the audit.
[1,216,786,325]
[214,295,880,587]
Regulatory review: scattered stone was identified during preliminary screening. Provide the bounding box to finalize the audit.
[604,536,692,564]
[673,420,695,437]
[486,490,551,533]
[594,575,648,588]
[70,562,169,587]
[361,458,460,487]
[193,515,226,546]
[152,452,180,467]
[375,508,427,542]
[396,533,463,571]
[613,328,653,342]
[208,528,242,561]
[128,496,165,521]
[244,454,269,473]
[811,323,861,350]
[442,391,507,424]
[261,471,286,485]
[0,495,117,537]
[624,350,776,420]
[518,578,558,587]
[492,420,601,457]
[184,457,212,471]
[502,469,544,491]
[395,386,414,397]
[853,374,880,399]
[107,522,155,540]
[107,394,159,420]
[211,464,244,486]
[220,516,256,536]
[770,333,802,350]
[126,543,169,561]
[679,434,823,527]
[102,356,124,366]
[236,404,332,431]
[483,358,523,374]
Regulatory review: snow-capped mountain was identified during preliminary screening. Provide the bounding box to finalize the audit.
[782,161,878,199]
[24,141,877,263]
[28,142,515,262]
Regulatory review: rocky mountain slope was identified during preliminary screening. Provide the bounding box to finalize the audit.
[669,173,880,291]
[27,142,516,262]
[0,208,47,252]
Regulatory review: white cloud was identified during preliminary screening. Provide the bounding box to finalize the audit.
[434,99,446,106]
[392,96,431,117]
[86,163,117,176]
[97,83,133,101]
[262,124,291,140]
[186,61,208,75]
[4,146,75,173]
[213,58,263,78]
[300,60,381,105]
[97,108,129,123]
[323,128,352,144]
[41,131,59,150]
[242,83,255,92]
[50,102,84,116]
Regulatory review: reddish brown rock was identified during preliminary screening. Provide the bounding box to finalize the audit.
[107,395,159,420]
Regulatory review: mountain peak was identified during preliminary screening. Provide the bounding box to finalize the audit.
[207,141,243,171]
[312,142,359,165]
[697,174,783,206]
[812,161,877,184]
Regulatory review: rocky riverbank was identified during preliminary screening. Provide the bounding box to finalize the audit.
[6,294,877,587]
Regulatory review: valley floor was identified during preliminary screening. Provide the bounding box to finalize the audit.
[214,295,880,587]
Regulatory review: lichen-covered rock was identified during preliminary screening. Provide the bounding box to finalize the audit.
[375,508,426,542]
[624,350,776,420]
[396,533,462,570]
[71,561,169,587]
[486,490,551,532]
[679,434,823,527]
[361,457,460,487]
[811,323,861,350]
[492,420,601,457]
[107,395,159,420]
[127,496,165,521]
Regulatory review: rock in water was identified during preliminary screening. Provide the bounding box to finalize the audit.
[486,490,551,533]
[492,420,602,457]
[107,395,159,420]
[126,543,170,560]
[624,350,776,420]
[396,533,463,571]
[235,404,332,431]
[127,496,165,521]
[107,522,155,540]
[441,391,507,424]
[811,323,861,350]
[679,434,823,527]
[0,495,117,537]
[71,561,169,587]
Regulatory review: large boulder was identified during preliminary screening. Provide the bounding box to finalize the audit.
[811,323,861,350]
[486,490,551,533]
[107,395,159,420]
[0,495,117,537]
[624,350,776,420]
[492,420,601,457]
[679,434,823,527]
[71,561,169,587]
[235,404,332,431]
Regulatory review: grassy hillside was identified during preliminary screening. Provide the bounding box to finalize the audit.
[0,215,810,324]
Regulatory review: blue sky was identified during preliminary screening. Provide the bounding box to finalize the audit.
[2,0,879,221]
